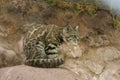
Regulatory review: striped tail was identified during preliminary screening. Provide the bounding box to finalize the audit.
[25,58,64,68]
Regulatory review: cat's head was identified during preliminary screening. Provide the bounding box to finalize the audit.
[62,25,79,44]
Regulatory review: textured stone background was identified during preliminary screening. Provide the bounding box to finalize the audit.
[0,0,120,80]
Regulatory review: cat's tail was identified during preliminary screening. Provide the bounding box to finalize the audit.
[25,58,64,68]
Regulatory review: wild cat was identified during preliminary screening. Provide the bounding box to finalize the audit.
[23,23,79,68]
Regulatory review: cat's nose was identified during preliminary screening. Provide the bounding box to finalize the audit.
[69,40,78,45]
[73,42,78,45]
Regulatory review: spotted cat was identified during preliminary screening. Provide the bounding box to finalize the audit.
[23,23,79,68]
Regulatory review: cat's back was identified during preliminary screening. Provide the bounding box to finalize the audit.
[24,23,62,44]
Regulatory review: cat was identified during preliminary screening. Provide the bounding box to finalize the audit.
[23,23,79,68]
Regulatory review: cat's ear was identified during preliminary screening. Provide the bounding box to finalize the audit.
[74,25,79,31]
[66,25,71,32]
[63,25,72,33]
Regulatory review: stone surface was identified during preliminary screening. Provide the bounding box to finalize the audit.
[96,47,120,61]
[0,46,22,67]
[83,60,105,74]
[98,62,120,80]
[82,34,110,47]
[61,59,93,80]
[0,65,88,80]
[58,42,84,59]
[0,0,120,80]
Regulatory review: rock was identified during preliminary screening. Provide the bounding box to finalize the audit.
[0,65,84,80]
[61,59,94,80]
[83,60,105,74]
[0,46,22,67]
[98,62,120,80]
[82,33,110,47]
[96,47,120,61]
[58,42,84,59]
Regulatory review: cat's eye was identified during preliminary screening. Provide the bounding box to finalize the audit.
[68,38,72,41]
[66,27,70,32]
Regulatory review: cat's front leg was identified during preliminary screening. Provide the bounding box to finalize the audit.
[45,43,59,58]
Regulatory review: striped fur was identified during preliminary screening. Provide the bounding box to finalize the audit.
[25,58,64,68]
[23,23,79,68]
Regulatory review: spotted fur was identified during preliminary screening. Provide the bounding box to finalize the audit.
[23,23,79,68]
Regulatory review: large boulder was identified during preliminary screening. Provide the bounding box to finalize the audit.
[0,65,82,80]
